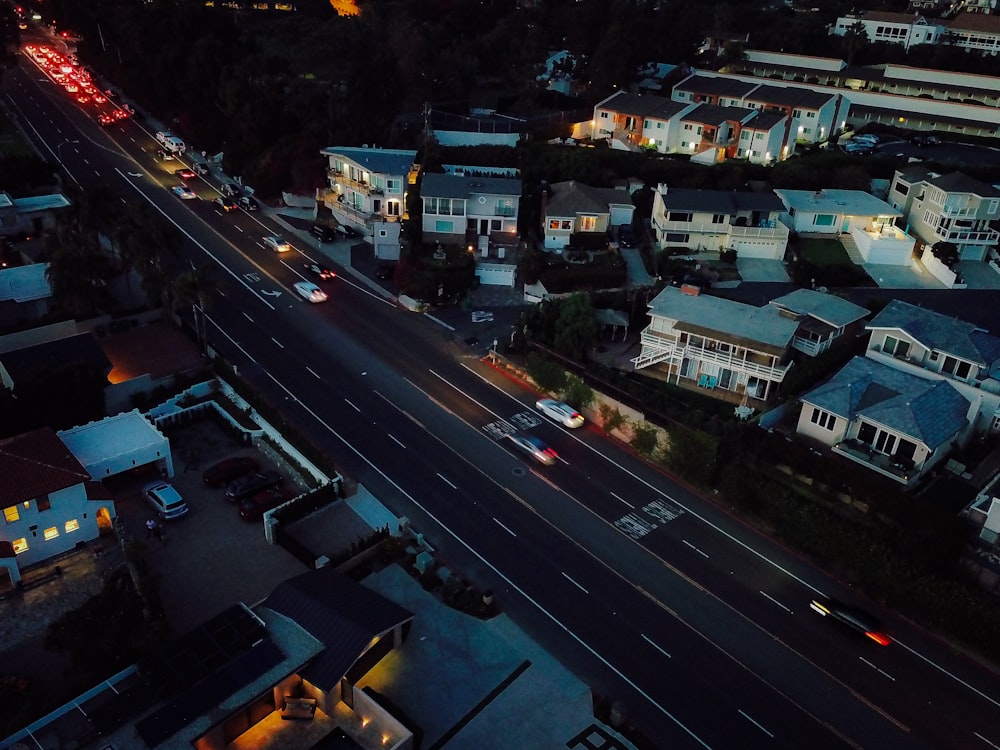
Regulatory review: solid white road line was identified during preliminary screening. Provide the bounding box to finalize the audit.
[610,491,634,509]
[641,633,671,659]
[437,473,457,490]
[388,434,406,449]
[738,709,773,738]
[562,572,589,594]
[493,518,517,537]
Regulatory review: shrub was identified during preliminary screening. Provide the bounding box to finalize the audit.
[525,352,567,393]
[563,375,594,410]
[598,403,626,434]
[630,423,659,456]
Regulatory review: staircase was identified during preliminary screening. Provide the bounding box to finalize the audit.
[839,232,866,264]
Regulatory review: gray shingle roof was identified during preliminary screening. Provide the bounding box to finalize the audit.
[743,83,835,109]
[320,147,417,177]
[674,75,758,98]
[868,299,1000,366]
[927,172,1000,198]
[658,188,784,214]
[597,91,690,120]
[801,356,970,449]
[680,103,757,126]
[769,288,869,328]
[545,181,634,217]
[648,286,798,351]
[421,172,522,200]
[265,567,413,691]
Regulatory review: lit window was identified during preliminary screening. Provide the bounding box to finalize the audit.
[44,527,59,541]
[4,506,19,523]
[65,519,80,533]
[580,216,597,231]
[12,538,28,554]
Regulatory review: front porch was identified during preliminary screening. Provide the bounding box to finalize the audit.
[833,439,919,487]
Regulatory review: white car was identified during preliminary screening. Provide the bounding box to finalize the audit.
[262,235,291,253]
[143,482,189,520]
[171,184,197,200]
[535,399,585,428]
[294,281,328,303]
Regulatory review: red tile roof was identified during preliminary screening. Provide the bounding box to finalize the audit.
[0,428,90,509]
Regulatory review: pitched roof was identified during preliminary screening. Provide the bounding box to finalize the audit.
[0,428,89,508]
[680,103,756,126]
[421,172,522,200]
[801,356,970,449]
[674,74,757,98]
[657,188,783,214]
[0,332,112,386]
[265,567,413,691]
[947,11,1000,33]
[743,110,786,131]
[868,299,1000,368]
[545,181,634,217]
[648,286,798,354]
[769,288,869,328]
[926,172,1000,198]
[743,84,834,109]
[320,146,417,177]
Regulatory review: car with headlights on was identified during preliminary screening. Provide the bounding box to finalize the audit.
[262,235,291,253]
[505,433,558,466]
[809,597,891,646]
[535,399,585,428]
[294,281,328,303]
[171,184,197,200]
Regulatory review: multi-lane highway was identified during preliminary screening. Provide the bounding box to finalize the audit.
[5,45,1000,750]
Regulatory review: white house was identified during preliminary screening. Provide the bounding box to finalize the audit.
[865,299,1000,434]
[768,289,870,358]
[888,166,1000,262]
[650,184,789,259]
[420,173,521,247]
[0,427,116,586]
[775,188,915,265]
[542,181,635,251]
[831,11,945,51]
[318,147,417,236]
[58,409,175,480]
[796,356,973,487]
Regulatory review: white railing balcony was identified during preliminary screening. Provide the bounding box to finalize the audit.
[934,226,999,244]
[653,217,787,239]
[939,203,977,218]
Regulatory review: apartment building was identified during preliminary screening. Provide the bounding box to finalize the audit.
[888,166,1000,262]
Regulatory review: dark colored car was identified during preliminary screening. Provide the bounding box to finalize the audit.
[375,260,396,280]
[310,223,338,242]
[225,470,283,502]
[618,224,636,248]
[809,597,891,646]
[238,195,259,211]
[213,196,238,213]
[238,487,290,521]
[174,167,197,181]
[505,432,558,466]
[305,262,336,281]
[202,456,259,487]
[220,182,241,198]
[193,163,210,176]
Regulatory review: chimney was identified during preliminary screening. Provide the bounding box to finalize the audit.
[657,183,669,196]
[680,284,701,296]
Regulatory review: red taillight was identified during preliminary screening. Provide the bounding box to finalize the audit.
[545,448,558,458]
[865,631,891,647]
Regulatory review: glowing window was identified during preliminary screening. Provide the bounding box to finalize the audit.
[65,519,80,533]
[12,538,28,554]
[44,527,59,541]
[4,507,19,523]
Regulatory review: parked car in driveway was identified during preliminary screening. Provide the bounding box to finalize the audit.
[225,470,283,502]
[310,223,338,242]
[202,456,260,487]
[144,481,189,520]
[238,487,290,521]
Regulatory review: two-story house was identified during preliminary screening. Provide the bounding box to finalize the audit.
[774,188,915,265]
[590,91,694,151]
[318,147,417,235]
[865,299,1000,433]
[420,173,521,248]
[674,103,760,164]
[796,356,973,487]
[768,289,870,358]
[0,427,116,587]
[632,285,798,405]
[887,166,1000,262]
[831,11,945,51]
[541,181,635,251]
[650,185,789,259]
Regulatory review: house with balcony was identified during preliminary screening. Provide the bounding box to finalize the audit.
[674,103,760,165]
[2,568,416,750]
[541,181,635,251]
[632,285,798,405]
[768,289,870,358]
[740,84,840,145]
[733,110,787,164]
[0,427,115,588]
[318,147,417,236]
[796,356,973,487]
[888,166,1000,262]
[774,188,915,265]
[590,91,695,151]
[865,299,1000,433]
[420,172,521,248]
[650,184,789,259]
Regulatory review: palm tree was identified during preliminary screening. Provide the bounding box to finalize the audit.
[171,264,219,351]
